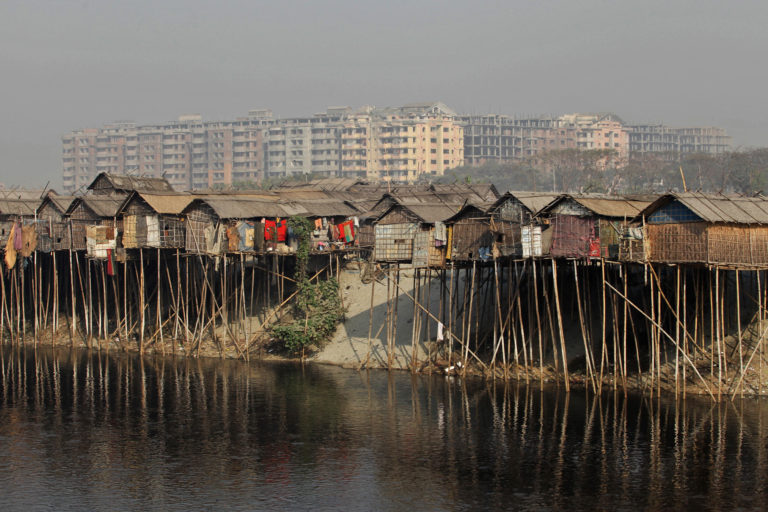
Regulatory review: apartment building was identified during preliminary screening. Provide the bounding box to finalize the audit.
[63,104,732,191]
[265,103,463,182]
[62,111,271,193]
[627,125,731,158]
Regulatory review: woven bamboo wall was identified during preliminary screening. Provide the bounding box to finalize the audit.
[185,205,217,254]
[69,205,98,250]
[707,225,768,266]
[374,223,417,262]
[646,222,707,263]
[37,203,70,252]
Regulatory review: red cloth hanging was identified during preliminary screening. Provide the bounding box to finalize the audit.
[264,220,277,241]
[276,220,287,242]
[106,249,114,276]
[264,219,287,242]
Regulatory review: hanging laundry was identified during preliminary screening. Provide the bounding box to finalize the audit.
[227,225,240,252]
[276,219,287,242]
[13,222,22,251]
[353,216,359,228]
[106,248,115,276]
[20,225,37,257]
[5,227,17,270]
[264,219,277,241]
[314,218,323,230]
[437,322,445,342]
[237,221,255,251]
[434,221,447,243]
[337,220,355,242]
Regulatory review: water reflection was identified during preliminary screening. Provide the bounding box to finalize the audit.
[0,347,766,511]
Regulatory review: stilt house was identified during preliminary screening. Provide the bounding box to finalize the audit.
[118,192,193,249]
[373,200,456,267]
[36,195,76,252]
[636,193,768,267]
[65,195,127,257]
[536,194,651,259]
[182,197,287,255]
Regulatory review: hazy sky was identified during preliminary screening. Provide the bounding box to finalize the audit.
[2,0,767,188]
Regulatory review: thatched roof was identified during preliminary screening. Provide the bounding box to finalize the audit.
[492,191,560,216]
[120,192,195,215]
[378,202,458,224]
[539,194,651,219]
[0,198,38,217]
[87,172,174,194]
[67,194,129,218]
[639,193,768,225]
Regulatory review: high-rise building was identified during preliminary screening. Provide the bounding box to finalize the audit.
[627,125,731,158]
[62,111,272,193]
[264,103,464,182]
[63,105,732,192]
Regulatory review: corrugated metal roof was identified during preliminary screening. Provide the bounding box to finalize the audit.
[289,200,358,217]
[641,193,768,224]
[400,204,458,223]
[0,199,38,216]
[574,197,650,218]
[190,197,288,219]
[540,194,651,218]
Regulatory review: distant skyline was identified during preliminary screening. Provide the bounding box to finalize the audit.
[2,0,767,187]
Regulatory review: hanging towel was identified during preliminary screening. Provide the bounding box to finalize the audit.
[434,221,447,243]
[314,218,323,230]
[437,322,445,342]
[353,216,359,228]
[106,249,114,276]
[13,222,22,251]
[276,219,287,242]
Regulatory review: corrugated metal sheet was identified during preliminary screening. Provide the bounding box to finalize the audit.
[641,193,768,225]
[539,194,650,219]
[573,197,650,218]
[401,204,458,224]
[190,198,287,219]
[291,201,358,217]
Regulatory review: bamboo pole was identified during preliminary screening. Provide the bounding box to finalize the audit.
[532,259,544,382]
[603,280,716,401]
[573,260,596,391]
[376,271,488,369]
[551,259,570,391]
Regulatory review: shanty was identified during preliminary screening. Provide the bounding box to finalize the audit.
[0,172,766,399]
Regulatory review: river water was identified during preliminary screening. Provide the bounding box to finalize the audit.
[0,347,766,511]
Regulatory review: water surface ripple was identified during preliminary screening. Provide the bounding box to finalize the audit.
[0,347,766,511]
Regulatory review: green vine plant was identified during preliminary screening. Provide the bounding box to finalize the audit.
[271,216,345,354]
